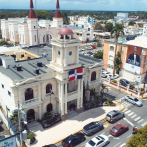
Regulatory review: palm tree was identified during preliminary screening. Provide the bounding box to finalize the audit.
[115,51,122,74]
[111,23,124,76]
[100,84,108,98]
[90,87,99,101]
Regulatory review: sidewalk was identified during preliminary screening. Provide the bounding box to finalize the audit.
[103,81,147,99]
[27,104,124,147]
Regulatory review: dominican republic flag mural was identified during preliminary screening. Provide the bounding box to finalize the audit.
[69,68,83,81]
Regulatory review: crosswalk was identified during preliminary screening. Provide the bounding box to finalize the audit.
[123,109,147,127]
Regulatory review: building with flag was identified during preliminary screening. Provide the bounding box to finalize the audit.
[0,2,103,122]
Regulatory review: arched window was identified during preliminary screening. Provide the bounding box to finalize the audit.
[43,35,45,42]
[46,84,52,94]
[25,88,34,101]
[47,103,53,112]
[27,109,35,123]
[91,71,96,81]
[46,34,49,42]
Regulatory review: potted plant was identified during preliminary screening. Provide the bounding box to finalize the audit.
[27,133,35,145]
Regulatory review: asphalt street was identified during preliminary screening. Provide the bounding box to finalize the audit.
[56,86,147,147]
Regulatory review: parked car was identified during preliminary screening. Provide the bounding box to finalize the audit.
[85,135,110,147]
[93,46,97,49]
[107,74,114,80]
[125,95,143,106]
[97,49,103,52]
[93,39,99,42]
[42,144,57,147]
[62,133,85,147]
[106,110,124,123]
[83,121,103,136]
[101,73,107,78]
[87,51,93,55]
[114,74,119,79]
[110,123,128,137]
[120,79,132,87]
[85,46,93,50]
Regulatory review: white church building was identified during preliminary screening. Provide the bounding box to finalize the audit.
[1,0,94,46]
[0,25,103,122]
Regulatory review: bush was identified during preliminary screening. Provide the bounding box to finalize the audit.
[0,40,9,46]
[107,98,113,105]
[27,133,35,139]
[130,85,135,90]
[112,80,117,83]
[97,43,102,46]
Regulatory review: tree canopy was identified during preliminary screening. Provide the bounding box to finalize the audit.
[128,21,136,26]
[105,22,113,32]
[94,23,104,30]
[93,51,103,59]
[126,125,147,147]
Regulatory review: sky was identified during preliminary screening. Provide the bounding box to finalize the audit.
[0,0,147,11]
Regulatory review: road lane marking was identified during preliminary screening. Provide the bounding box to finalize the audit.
[131,114,137,119]
[134,117,141,121]
[107,134,113,138]
[127,134,133,138]
[137,119,144,123]
[114,142,121,147]
[125,110,131,114]
[128,112,134,116]
[123,118,134,126]
[141,122,147,127]
[120,143,126,147]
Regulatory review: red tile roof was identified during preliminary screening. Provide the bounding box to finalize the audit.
[30,0,34,8]
[56,0,60,9]
[58,27,74,35]
[54,10,62,18]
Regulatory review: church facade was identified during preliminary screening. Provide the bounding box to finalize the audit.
[1,0,94,46]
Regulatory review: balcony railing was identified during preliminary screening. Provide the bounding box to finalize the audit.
[21,97,40,107]
[90,79,100,84]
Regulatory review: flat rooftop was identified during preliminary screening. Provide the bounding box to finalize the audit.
[0,46,103,81]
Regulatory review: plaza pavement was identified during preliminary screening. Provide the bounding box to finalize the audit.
[27,104,124,147]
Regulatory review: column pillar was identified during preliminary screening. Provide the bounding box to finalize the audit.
[65,83,67,114]
[38,84,41,101]
[39,105,42,119]
[89,71,91,85]
[80,78,83,108]
[18,89,22,105]
[61,49,63,66]
[58,83,61,113]
[76,46,79,64]
[52,45,54,62]
[61,83,64,116]
[77,79,80,109]
[64,48,67,66]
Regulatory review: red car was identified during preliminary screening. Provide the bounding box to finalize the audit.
[93,46,96,49]
[110,123,128,137]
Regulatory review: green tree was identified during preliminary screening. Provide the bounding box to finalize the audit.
[111,23,124,76]
[90,87,99,102]
[61,12,69,25]
[115,51,122,74]
[128,21,136,26]
[93,51,103,59]
[105,22,113,32]
[0,40,9,46]
[94,22,104,30]
[126,125,147,147]
[100,84,108,98]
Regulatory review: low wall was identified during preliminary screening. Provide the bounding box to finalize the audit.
[0,109,21,147]
[110,81,118,86]
[128,89,138,95]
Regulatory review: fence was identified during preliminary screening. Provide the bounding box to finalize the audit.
[0,109,21,147]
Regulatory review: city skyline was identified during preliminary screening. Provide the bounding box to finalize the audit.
[0,0,147,11]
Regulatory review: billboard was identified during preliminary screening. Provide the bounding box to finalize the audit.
[0,136,17,147]
[124,45,142,74]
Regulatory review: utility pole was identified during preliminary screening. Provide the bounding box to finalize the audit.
[17,101,24,147]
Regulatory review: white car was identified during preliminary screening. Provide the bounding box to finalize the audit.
[125,95,143,107]
[97,49,103,52]
[85,135,110,147]
[114,74,119,79]
[85,46,93,50]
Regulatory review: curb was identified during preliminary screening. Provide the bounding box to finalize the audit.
[54,102,125,145]
[103,82,147,100]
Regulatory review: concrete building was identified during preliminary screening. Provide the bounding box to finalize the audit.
[103,36,147,84]
[0,27,103,123]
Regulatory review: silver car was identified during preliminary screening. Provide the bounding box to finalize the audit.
[125,95,143,106]
[83,121,103,136]
[106,110,124,123]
